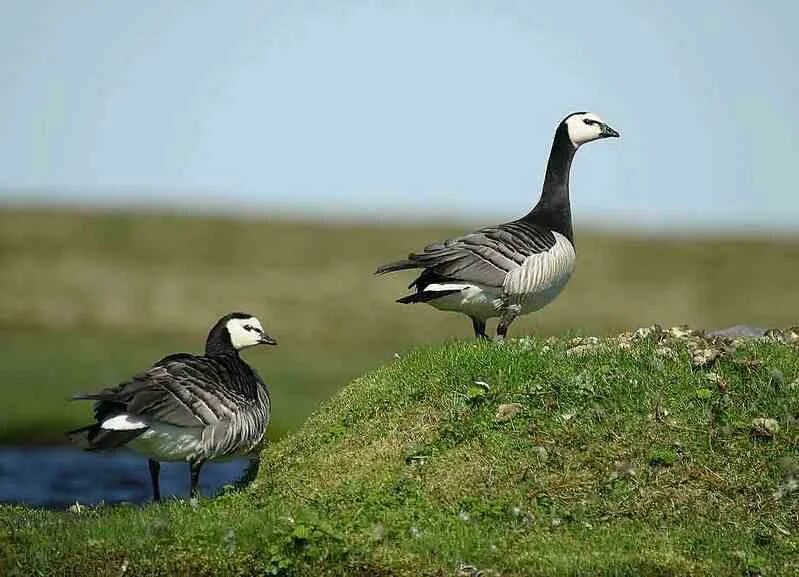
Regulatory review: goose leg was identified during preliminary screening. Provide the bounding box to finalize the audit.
[496,305,521,341]
[148,459,161,502]
[189,460,204,499]
[471,317,488,339]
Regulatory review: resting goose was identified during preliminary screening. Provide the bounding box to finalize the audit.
[376,112,619,339]
[67,312,276,501]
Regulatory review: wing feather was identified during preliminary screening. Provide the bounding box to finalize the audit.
[87,355,256,428]
[393,220,558,288]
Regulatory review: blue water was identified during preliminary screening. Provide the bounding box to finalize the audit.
[0,447,248,509]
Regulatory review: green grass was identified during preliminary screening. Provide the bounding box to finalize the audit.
[2,207,799,444]
[2,330,797,576]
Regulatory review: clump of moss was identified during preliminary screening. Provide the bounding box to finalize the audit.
[648,448,678,467]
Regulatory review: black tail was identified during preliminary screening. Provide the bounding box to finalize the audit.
[397,289,460,304]
[375,259,418,275]
[66,424,144,451]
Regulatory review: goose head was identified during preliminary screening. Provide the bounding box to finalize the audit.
[207,312,278,354]
[563,112,619,148]
[224,313,277,349]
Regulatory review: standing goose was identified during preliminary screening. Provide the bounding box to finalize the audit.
[67,312,277,501]
[376,112,619,339]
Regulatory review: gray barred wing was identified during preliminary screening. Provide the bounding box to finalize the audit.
[90,355,262,429]
[408,220,557,287]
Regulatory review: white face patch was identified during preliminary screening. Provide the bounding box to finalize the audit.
[565,112,607,147]
[226,316,266,350]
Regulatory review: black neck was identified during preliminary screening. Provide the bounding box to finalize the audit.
[205,323,239,357]
[524,122,576,242]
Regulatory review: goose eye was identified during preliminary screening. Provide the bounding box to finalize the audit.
[243,324,254,331]
[583,118,591,125]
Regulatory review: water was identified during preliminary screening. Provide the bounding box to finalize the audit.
[0,447,249,509]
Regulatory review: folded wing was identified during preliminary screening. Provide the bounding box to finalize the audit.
[377,220,557,289]
[76,354,245,429]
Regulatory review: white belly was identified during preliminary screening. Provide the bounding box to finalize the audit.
[427,283,502,320]
[126,423,206,463]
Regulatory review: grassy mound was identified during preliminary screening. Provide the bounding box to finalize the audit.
[2,329,798,576]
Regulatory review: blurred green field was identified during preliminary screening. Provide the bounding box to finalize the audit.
[1,207,798,444]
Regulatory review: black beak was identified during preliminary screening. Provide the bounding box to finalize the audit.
[600,123,620,138]
[259,333,278,346]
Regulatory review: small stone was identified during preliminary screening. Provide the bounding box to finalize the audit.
[495,403,524,422]
[458,510,470,522]
[655,346,676,359]
[774,474,798,500]
[566,344,601,357]
[372,523,385,541]
[569,336,598,346]
[559,411,576,422]
[691,347,721,368]
[633,325,662,340]
[751,417,780,439]
[612,461,637,479]
[531,446,548,462]
[668,325,695,339]
[617,340,633,350]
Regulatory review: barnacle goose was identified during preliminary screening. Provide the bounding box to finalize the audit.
[376,112,619,339]
[67,312,277,501]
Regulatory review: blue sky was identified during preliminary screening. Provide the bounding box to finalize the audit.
[1,1,797,232]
